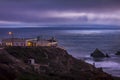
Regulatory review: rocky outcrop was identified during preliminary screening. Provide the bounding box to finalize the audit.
[91,48,107,58]
[115,51,120,55]
[0,47,113,80]
[105,53,110,57]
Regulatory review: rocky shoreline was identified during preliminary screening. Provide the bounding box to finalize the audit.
[0,46,118,80]
[90,48,120,58]
[115,51,120,55]
[91,48,110,58]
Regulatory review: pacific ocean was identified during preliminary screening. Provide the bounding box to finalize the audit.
[0,25,120,77]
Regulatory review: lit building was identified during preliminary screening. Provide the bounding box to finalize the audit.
[1,37,58,47]
[25,38,57,47]
[1,38,26,46]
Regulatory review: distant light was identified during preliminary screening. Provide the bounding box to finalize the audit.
[8,32,13,35]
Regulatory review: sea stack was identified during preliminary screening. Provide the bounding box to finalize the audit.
[115,51,120,55]
[91,48,106,58]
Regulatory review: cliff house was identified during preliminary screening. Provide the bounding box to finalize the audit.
[1,37,57,47]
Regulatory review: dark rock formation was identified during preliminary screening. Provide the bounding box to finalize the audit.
[105,53,110,57]
[0,47,113,80]
[91,48,106,58]
[115,51,120,55]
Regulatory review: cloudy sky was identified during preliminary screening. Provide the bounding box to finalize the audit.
[0,0,120,27]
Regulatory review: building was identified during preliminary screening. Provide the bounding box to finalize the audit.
[1,37,58,47]
[1,38,26,46]
[27,58,49,73]
[26,37,57,47]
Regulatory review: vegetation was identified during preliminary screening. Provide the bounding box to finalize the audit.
[0,46,115,80]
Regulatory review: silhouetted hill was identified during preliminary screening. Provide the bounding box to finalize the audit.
[0,47,114,80]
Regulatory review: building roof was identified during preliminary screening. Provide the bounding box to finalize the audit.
[2,38,28,42]
[2,38,57,43]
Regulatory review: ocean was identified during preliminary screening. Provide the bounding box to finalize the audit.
[0,26,120,77]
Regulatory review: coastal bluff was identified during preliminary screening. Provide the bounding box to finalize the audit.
[0,46,113,80]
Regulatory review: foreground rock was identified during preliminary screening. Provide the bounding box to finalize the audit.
[0,47,113,80]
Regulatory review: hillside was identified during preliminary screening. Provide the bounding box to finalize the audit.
[0,46,113,80]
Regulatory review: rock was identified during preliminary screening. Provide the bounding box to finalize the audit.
[91,48,106,58]
[115,51,120,55]
[105,53,110,57]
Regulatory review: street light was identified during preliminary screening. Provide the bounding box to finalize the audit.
[8,32,14,46]
[8,32,13,35]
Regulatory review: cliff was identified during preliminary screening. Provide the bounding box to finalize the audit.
[0,46,113,80]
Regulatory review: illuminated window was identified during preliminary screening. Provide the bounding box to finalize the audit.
[27,41,33,46]
[6,42,12,46]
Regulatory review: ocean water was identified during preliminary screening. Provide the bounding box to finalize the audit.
[0,27,120,77]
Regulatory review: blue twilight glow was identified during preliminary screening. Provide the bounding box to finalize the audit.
[0,0,120,27]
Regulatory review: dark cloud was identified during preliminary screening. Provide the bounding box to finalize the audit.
[1,0,120,10]
[0,0,120,25]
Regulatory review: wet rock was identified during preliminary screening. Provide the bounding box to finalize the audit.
[105,53,110,57]
[115,51,120,55]
[91,48,106,58]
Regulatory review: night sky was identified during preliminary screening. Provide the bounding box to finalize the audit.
[0,0,120,27]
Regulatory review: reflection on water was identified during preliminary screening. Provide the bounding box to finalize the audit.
[60,30,120,35]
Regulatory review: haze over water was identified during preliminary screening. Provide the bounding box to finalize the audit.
[0,25,120,77]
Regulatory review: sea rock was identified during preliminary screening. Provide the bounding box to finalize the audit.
[115,51,120,55]
[91,48,106,58]
[105,53,110,57]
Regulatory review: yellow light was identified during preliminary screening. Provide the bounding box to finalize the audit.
[6,42,12,46]
[28,42,31,45]
[8,32,13,35]
[27,42,32,46]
